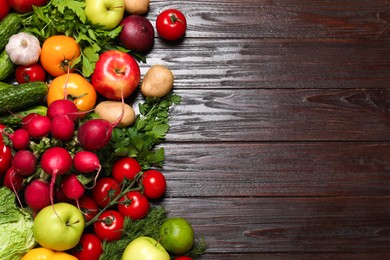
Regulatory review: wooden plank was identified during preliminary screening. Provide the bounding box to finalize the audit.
[161,197,390,253]
[140,39,390,89]
[161,142,390,197]
[200,253,390,259]
[147,0,390,39]
[163,89,390,142]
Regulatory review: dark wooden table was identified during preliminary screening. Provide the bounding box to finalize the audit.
[144,1,390,259]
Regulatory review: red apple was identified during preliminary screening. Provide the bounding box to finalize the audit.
[119,15,154,53]
[8,0,47,13]
[0,0,10,21]
[91,50,140,100]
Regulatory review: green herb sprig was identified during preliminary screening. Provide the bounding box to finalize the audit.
[98,92,182,170]
[100,206,207,260]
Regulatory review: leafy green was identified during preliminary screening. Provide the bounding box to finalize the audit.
[20,0,140,77]
[0,187,35,260]
[98,92,181,170]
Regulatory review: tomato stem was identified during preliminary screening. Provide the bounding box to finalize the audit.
[85,173,143,227]
[170,13,184,24]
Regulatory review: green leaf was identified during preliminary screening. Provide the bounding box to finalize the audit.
[81,46,100,77]
[53,0,86,23]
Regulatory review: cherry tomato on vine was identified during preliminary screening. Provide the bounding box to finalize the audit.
[40,35,81,77]
[142,169,167,200]
[91,177,121,208]
[112,157,142,182]
[15,63,46,84]
[0,124,12,178]
[118,190,150,220]
[78,194,99,221]
[72,233,103,260]
[93,210,124,242]
[156,9,187,41]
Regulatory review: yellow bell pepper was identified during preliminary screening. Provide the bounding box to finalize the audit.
[20,247,77,260]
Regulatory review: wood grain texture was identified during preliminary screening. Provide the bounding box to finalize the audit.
[139,0,390,258]
[161,197,390,254]
[140,39,390,89]
[200,253,390,260]
[146,0,390,39]
[161,142,390,197]
[163,89,390,142]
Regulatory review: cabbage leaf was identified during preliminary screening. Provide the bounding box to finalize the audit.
[0,187,36,260]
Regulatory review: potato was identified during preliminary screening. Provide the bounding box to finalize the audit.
[124,0,150,15]
[141,64,174,98]
[95,101,136,128]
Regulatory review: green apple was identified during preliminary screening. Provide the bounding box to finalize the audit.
[122,236,170,260]
[85,0,125,30]
[33,202,85,251]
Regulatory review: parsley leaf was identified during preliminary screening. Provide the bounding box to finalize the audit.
[97,93,181,170]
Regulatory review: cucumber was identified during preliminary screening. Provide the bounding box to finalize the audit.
[0,81,48,114]
[0,50,15,81]
[0,81,12,90]
[0,13,22,50]
[0,105,47,126]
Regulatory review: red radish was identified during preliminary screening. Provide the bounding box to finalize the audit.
[41,147,73,206]
[55,186,73,203]
[24,114,51,139]
[50,115,75,141]
[9,128,30,150]
[21,113,40,130]
[61,174,85,201]
[3,167,24,193]
[47,99,79,122]
[24,179,51,212]
[77,87,126,150]
[77,119,114,150]
[12,150,37,176]
[73,150,101,174]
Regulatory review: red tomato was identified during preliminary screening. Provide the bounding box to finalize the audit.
[91,177,121,208]
[117,191,150,220]
[72,233,103,260]
[156,9,187,41]
[15,63,46,84]
[142,169,167,200]
[78,194,99,221]
[0,0,9,21]
[111,157,142,182]
[0,124,12,178]
[93,210,124,242]
[175,257,193,260]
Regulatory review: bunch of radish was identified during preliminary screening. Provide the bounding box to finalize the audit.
[1,98,127,215]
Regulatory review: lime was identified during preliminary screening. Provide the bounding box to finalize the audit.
[159,217,195,255]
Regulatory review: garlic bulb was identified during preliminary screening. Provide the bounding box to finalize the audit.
[5,32,41,66]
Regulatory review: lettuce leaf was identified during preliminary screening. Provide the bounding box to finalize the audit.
[0,187,36,260]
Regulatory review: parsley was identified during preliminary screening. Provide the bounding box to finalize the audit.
[98,92,181,170]
[20,0,140,77]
